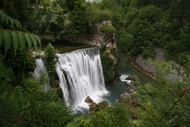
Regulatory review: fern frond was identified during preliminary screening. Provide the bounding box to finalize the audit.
[0,10,5,23]
[0,82,9,96]
[0,30,2,47]
[0,10,22,29]
[3,30,11,55]
[34,34,41,47]
[25,33,32,49]
[18,31,26,50]
[30,34,37,49]
[11,31,19,54]
[0,29,41,54]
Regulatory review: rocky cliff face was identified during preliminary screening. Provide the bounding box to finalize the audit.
[79,20,117,49]
[41,20,118,64]
[78,20,117,64]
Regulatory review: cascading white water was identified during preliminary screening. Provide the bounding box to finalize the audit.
[32,58,50,91]
[56,47,109,109]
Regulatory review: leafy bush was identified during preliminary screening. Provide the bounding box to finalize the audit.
[0,78,75,127]
[70,104,130,127]
[0,98,22,127]
[3,49,35,85]
[45,43,57,87]
[101,53,115,82]
[116,29,134,54]
[86,5,113,23]
[99,25,117,33]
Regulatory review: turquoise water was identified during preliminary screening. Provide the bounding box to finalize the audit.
[104,81,129,104]
[124,62,156,85]
[104,62,156,105]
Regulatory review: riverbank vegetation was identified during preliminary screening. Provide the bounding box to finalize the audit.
[0,0,190,126]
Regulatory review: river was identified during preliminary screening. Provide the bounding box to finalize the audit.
[104,62,156,105]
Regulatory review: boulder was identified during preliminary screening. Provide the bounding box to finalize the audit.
[119,92,131,99]
[125,80,134,86]
[125,76,136,81]
[119,92,140,107]
[89,102,97,113]
[88,100,110,115]
[97,101,109,109]
[85,96,94,104]
[31,50,45,58]
[129,87,135,93]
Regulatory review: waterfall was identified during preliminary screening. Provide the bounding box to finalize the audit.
[56,47,109,109]
[32,58,50,91]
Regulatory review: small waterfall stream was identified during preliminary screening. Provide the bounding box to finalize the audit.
[56,47,109,109]
[32,58,50,91]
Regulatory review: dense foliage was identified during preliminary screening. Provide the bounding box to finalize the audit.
[0,0,41,95]
[0,79,74,127]
[44,43,57,87]
[101,53,115,82]
[0,1,74,126]
[110,0,190,66]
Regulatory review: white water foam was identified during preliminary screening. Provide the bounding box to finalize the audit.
[32,58,50,91]
[56,47,109,109]
[120,74,132,84]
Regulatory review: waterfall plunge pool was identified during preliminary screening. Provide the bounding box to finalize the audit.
[74,61,156,115]
[33,47,155,115]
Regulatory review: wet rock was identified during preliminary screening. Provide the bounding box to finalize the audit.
[89,102,97,113]
[85,96,94,104]
[125,80,134,86]
[31,50,45,58]
[129,87,135,93]
[114,74,121,82]
[97,101,109,109]
[119,92,131,100]
[118,92,139,107]
[125,76,136,81]
[85,96,110,115]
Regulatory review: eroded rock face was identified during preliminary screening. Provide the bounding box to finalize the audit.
[78,20,117,64]
[78,20,116,49]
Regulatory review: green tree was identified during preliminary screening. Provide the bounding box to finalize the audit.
[0,78,75,127]
[127,5,163,56]
[101,53,115,82]
[45,43,57,88]
[3,49,36,85]
[0,0,43,31]
[86,4,113,23]
[34,0,69,40]
[169,0,190,27]
[130,61,190,126]
[65,0,88,41]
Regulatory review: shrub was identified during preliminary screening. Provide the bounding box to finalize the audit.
[45,43,57,87]
[86,5,113,23]
[99,25,117,34]
[101,53,115,82]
